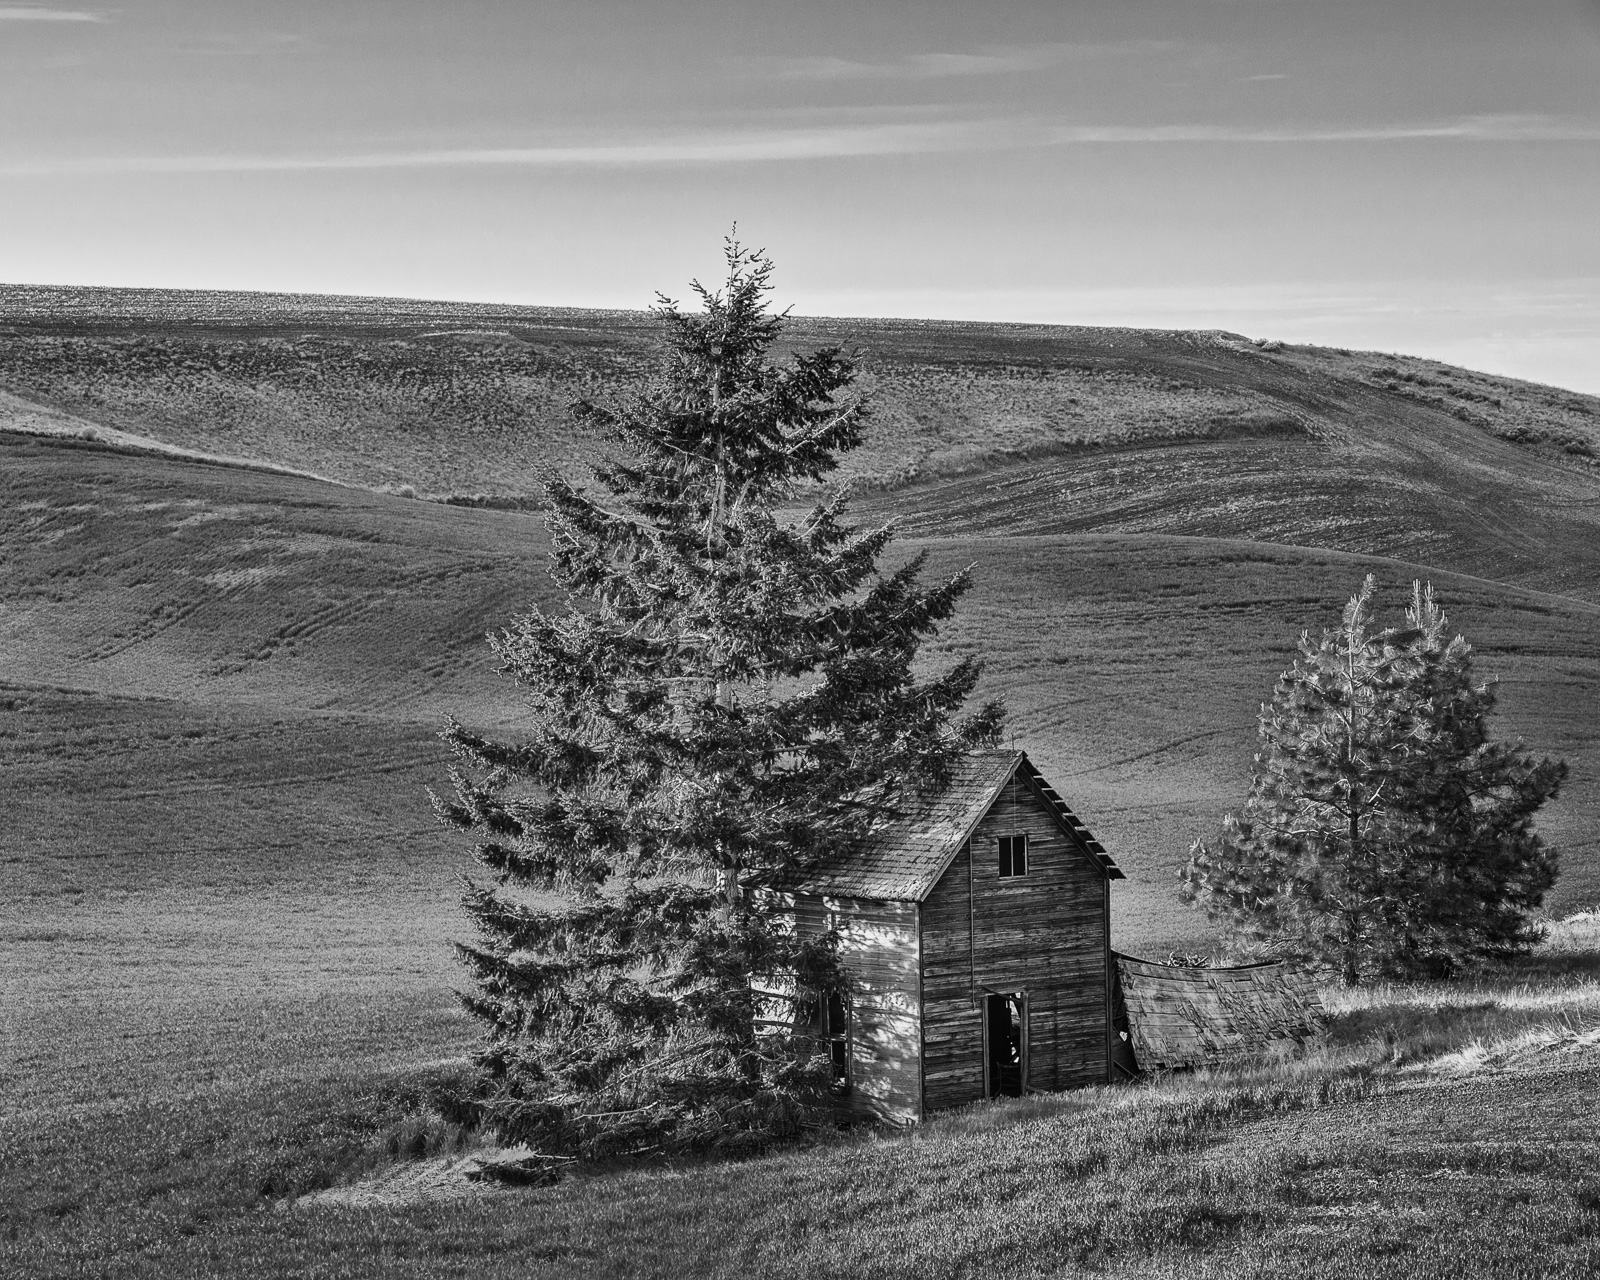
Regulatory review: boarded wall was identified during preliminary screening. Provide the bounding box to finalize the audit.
[1113,953,1326,1072]
[778,892,924,1124]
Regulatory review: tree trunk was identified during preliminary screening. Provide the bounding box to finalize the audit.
[1345,786,1363,985]
[1342,912,1361,986]
[717,864,743,913]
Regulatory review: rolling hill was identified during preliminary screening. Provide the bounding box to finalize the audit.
[4,285,1598,603]
[4,291,1598,959]
[6,286,1600,1277]
[5,425,1596,965]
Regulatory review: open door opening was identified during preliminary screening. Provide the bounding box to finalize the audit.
[984,992,1027,1098]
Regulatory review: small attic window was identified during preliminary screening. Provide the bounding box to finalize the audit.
[998,833,1028,878]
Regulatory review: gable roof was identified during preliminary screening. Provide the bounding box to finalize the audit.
[765,749,1123,902]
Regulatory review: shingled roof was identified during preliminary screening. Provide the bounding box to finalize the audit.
[765,750,1123,902]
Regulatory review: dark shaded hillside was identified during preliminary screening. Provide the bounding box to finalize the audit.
[6,433,1595,958]
[4,285,1598,605]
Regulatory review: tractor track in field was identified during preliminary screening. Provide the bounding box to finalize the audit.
[113,748,448,800]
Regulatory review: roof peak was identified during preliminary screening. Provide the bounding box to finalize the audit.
[765,749,1122,901]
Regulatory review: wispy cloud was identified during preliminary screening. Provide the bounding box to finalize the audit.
[1038,115,1600,144]
[0,6,105,20]
[171,31,305,57]
[770,50,1056,80]
[0,123,982,177]
[755,41,1166,82]
[3,114,1596,179]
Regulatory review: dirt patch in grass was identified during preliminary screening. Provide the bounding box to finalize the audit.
[297,1154,489,1209]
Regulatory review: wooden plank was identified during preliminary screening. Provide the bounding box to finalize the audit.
[920,775,1111,1111]
[1114,954,1327,1070]
[769,893,924,1125]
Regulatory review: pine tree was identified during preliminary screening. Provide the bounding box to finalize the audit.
[1181,575,1565,983]
[1180,576,1420,983]
[1382,583,1565,974]
[434,237,1002,1156]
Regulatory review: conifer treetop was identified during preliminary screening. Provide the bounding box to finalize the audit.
[571,234,867,541]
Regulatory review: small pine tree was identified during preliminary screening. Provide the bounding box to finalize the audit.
[1180,576,1420,983]
[434,237,1002,1156]
[1181,575,1564,983]
[1383,582,1566,973]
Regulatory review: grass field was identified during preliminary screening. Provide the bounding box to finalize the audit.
[5,292,1600,1277]
[8,921,1600,1278]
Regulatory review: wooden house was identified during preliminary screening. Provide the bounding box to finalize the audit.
[760,750,1124,1124]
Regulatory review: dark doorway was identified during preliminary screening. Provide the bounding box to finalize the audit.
[984,992,1027,1098]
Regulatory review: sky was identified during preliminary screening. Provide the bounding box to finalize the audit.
[3,0,1599,391]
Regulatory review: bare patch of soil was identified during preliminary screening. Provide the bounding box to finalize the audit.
[297,1153,492,1210]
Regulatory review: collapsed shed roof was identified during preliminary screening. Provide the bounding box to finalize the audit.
[1113,952,1327,1072]
[769,750,1123,902]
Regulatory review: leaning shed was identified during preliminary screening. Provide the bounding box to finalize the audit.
[1111,953,1327,1076]
[759,750,1124,1125]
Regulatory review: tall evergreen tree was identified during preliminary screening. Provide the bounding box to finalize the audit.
[1180,575,1564,983]
[435,238,1002,1156]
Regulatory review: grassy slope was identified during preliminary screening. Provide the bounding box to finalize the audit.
[6,289,1600,1277]
[5,433,1597,1272]
[244,1064,1600,1280]
[11,960,1600,1278]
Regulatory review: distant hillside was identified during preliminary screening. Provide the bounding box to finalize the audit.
[3,284,1598,603]
[6,431,1596,953]
[5,284,1599,954]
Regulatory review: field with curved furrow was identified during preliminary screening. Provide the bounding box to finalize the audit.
[861,378,1600,602]
[3,289,1597,581]
[0,434,545,723]
[914,534,1600,946]
[6,431,1596,974]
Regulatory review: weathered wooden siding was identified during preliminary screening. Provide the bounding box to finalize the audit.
[920,773,1109,1110]
[1114,955,1326,1071]
[781,892,924,1124]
